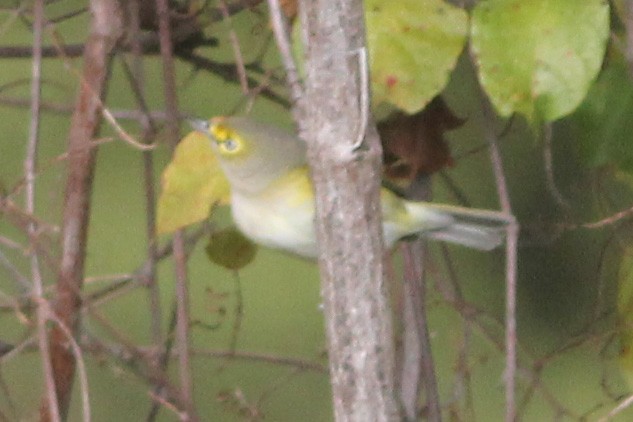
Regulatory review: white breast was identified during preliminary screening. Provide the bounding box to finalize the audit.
[230,192,318,258]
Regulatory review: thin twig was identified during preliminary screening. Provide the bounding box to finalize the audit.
[597,393,633,422]
[77,332,185,416]
[154,0,198,418]
[154,0,182,145]
[100,106,156,150]
[0,336,37,365]
[147,303,180,422]
[190,349,327,372]
[228,271,244,354]
[171,233,196,421]
[401,241,441,422]
[580,206,633,229]
[0,248,31,291]
[266,0,303,111]
[480,96,518,422]
[0,366,18,419]
[0,94,190,122]
[542,123,571,210]
[27,1,60,420]
[46,308,91,422]
[0,2,27,38]
[82,224,212,310]
[397,174,440,422]
[219,0,250,94]
[438,245,476,420]
[175,50,292,108]
[126,0,163,358]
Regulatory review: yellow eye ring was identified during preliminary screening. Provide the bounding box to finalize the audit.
[210,123,246,157]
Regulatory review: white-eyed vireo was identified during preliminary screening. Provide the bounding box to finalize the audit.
[190,116,511,258]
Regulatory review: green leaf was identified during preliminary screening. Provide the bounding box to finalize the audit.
[206,227,257,270]
[471,0,610,122]
[366,0,467,114]
[156,131,231,234]
[572,59,633,173]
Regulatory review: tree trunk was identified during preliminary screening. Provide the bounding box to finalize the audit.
[299,1,401,420]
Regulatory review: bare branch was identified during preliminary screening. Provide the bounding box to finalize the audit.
[25,1,59,420]
[45,308,91,422]
[154,0,198,418]
[480,96,519,422]
[396,175,440,422]
[219,0,250,94]
[126,0,164,394]
[191,348,327,373]
[579,206,633,229]
[267,0,303,112]
[542,123,571,210]
[400,241,441,422]
[41,0,124,419]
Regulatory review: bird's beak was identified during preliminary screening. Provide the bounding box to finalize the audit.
[187,118,210,134]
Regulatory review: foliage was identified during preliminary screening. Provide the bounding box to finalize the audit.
[366,0,468,113]
[470,0,609,123]
[156,130,230,234]
[4,0,633,421]
[205,227,257,270]
[572,59,633,173]
[168,0,611,231]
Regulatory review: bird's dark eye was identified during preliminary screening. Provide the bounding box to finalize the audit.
[223,138,239,152]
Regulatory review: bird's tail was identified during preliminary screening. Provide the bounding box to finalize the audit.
[404,202,513,251]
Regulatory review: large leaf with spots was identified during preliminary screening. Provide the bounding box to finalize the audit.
[366,0,467,114]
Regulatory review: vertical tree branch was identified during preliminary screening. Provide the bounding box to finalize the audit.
[127,0,163,353]
[126,1,164,402]
[481,98,519,422]
[154,0,198,419]
[397,178,441,422]
[155,0,179,144]
[298,1,400,420]
[41,1,124,420]
[27,1,60,420]
[400,241,442,422]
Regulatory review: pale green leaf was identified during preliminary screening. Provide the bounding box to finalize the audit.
[471,0,609,122]
[366,0,468,114]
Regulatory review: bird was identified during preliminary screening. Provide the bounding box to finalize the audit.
[189,116,511,258]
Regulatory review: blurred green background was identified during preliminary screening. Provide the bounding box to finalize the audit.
[2,2,633,421]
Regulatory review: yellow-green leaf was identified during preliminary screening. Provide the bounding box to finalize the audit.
[366,0,468,114]
[206,227,257,270]
[156,131,230,234]
[471,0,610,122]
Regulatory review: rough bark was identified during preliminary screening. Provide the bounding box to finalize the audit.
[299,1,400,420]
[40,1,124,420]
